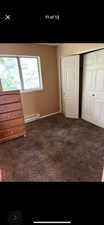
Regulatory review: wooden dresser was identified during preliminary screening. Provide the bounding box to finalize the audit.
[0,90,26,143]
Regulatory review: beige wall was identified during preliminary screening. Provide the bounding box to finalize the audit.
[57,43,104,57]
[1,43,103,118]
[0,44,59,117]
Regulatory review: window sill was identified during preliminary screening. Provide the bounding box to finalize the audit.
[20,88,44,93]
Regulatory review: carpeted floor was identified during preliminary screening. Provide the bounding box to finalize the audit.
[0,113,104,182]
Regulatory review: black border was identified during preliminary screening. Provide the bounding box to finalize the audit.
[0,182,104,224]
[0,6,104,43]
[0,5,104,225]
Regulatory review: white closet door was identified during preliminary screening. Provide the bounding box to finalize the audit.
[82,49,104,128]
[61,55,79,118]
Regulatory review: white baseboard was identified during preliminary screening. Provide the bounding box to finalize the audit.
[24,111,61,123]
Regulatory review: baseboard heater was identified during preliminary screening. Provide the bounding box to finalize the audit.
[24,112,60,123]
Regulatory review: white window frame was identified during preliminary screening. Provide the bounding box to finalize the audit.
[0,55,44,93]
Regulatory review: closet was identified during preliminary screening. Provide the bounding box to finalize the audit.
[61,49,104,128]
[61,55,80,118]
[82,49,104,128]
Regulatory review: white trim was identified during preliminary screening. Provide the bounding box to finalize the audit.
[37,56,43,90]
[59,56,63,113]
[17,56,24,90]
[20,88,44,93]
[74,55,80,118]
[59,56,62,112]
[25,112,60,123]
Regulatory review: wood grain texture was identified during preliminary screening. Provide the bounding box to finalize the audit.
[0,126,25,138]
[0,110,23,121]
[0,90,26,143]
[0,131,26,144]
[0,102,22,113]
[0,118,24,130]
[0,94,21,105]
[0,90,20,96]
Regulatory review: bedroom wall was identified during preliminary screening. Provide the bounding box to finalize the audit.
[0,44,59,118]
[57,43,104,57]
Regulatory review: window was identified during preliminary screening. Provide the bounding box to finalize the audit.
[0,56,43,91]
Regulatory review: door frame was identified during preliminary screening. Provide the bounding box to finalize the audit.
[59,47,104,113]
[60,55,80,118]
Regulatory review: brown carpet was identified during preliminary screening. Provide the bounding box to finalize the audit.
[0,113,104,182]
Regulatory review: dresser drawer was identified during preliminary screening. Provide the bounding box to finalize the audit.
[0,102,22,113]
[0,110,23,122]
[0,94,21,105]
[0,90,20,96]
[0,118,24,130]
[0,90,26,143]
[0,131,26,143]
[0,126,25,138]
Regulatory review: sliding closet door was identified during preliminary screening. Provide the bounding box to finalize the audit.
[82,49,104,128]
[61,55,80,118]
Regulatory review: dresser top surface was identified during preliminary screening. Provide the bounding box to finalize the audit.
[0,90,20,96]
